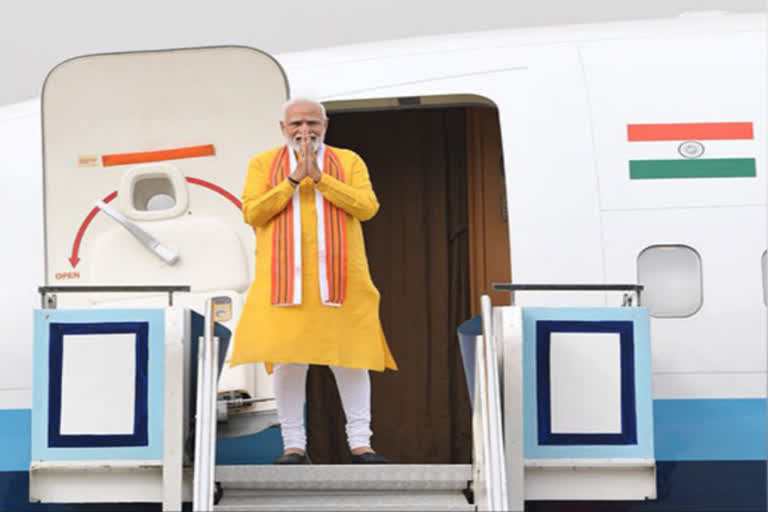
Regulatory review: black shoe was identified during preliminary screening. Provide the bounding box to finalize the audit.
[349,452,390,464]
[274,452,312,464]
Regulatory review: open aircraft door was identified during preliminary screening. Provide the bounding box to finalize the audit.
[42,46,288,405]
[33,47,289,504]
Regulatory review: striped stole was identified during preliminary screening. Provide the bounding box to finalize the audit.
[268,145,348,307]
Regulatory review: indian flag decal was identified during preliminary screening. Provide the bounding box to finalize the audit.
[627,122,756,179]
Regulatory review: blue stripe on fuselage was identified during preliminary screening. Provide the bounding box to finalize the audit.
[2,399,767,472]
[1,400,767,511]
[0,410,31,471]
[653,398,766,461]
[2,398,767,471]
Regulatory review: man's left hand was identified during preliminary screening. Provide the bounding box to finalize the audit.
[300,125,322,183]
[307,149,322,183]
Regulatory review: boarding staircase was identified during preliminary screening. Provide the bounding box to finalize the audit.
[30,284,655,510]
[194,297,510,511]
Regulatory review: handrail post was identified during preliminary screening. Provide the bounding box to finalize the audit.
[193,297,222,511]
[473,295,509,510]
[162,309,184,511]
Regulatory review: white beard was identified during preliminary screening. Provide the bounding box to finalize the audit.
[287,132,323,153]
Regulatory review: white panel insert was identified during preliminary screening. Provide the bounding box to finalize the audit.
[549,332,622,434]
[60,333,136,435]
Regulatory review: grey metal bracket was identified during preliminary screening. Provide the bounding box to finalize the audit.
[37,285,192,309]
[492,283,644,307]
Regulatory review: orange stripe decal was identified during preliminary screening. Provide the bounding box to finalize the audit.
[627,122,753,141]
[102,144,215,167]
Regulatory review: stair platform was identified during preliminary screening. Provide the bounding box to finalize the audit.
[214,464,473,511]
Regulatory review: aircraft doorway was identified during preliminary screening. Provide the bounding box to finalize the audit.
[306,101,511,463]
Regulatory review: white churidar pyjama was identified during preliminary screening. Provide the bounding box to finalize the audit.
[273,363,372,452]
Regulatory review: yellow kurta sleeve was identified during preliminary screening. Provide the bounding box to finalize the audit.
[315,153,380,221]
[242,155,296,227]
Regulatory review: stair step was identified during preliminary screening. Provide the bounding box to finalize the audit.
[215,464,472,491]
[215,489,473,511]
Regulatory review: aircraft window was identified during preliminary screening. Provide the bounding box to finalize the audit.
[132,176,176,211]
[762,250,767,307]
[637,245,702,318]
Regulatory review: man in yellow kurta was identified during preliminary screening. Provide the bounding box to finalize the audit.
[232,98,397,464]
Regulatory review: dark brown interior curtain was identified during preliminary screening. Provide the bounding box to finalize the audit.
[466,107,512,316]
[305,108,472,464]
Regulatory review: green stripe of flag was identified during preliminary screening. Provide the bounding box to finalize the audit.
[629,158,756,179]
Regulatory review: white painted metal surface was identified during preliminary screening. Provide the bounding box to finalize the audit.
[59,333,136,435]
[0,99,42,410]
[30,461,164,503]
[88,217,249,292]
[582,32,765,211]
[193,298,221,512]
[163,307,185,511]
[525,462,656,500]
[602,206,767,398]
[549,332,622,434]
[30,461,194,503]
[497,306,524,511]
[473,295,509,511]
[3,13,765,413]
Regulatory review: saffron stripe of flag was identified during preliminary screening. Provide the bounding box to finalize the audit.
[627,123,753,142]
[629,158,756,179]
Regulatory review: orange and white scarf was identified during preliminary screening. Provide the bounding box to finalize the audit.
[268,144,347,307]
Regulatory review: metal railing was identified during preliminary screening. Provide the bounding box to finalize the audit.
[472,295,509,510]
[193,297,224,511]
[492,283,644,306]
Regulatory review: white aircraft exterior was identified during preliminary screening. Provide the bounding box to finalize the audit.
[0,12,765,511]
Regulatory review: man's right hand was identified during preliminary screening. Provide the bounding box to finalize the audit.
[290,153,307,182]
[290,127,311,182]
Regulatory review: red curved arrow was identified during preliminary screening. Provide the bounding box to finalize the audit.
[185,177,242,209]
[68,178,241,268]
[69,191,118,268]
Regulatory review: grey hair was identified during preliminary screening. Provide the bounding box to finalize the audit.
[282,97,327,121]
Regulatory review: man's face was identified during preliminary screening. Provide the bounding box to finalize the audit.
[280,101,328,152]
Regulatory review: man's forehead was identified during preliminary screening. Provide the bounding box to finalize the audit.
[285,102,324,120]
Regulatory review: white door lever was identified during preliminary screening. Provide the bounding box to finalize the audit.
[96,200,180,265]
